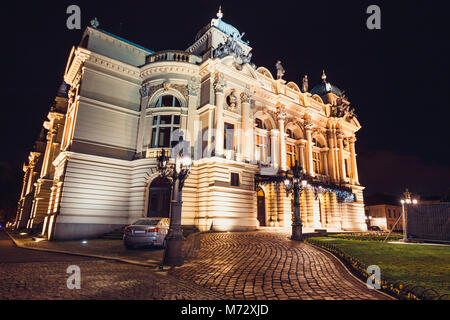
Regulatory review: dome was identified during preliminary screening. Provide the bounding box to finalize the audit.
[216,19,241,38]
[310,82,342,97]
[210,7,249,45]
[310,70,343,97]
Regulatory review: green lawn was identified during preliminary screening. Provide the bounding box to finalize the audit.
[310,237,450,297]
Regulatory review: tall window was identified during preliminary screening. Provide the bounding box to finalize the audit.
[286,143,295,169]
[224,122,235,151]
[154,95,181,108]
[150,114,180,148]
[312,152,321,174]
[256,134,268,163]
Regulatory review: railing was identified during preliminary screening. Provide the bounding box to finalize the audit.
[146,50,202,65]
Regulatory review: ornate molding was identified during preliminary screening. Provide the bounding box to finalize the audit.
[188,81,200,96]
[214,73,227,93]
[303,118,314,130]
[148,82,189,102]
[240,92,252,104]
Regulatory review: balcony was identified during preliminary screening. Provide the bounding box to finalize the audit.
[146,50,202,65]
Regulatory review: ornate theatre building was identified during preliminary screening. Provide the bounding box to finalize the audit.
[15,10,367,240]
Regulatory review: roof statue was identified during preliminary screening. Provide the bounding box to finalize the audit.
[302,75,309,93]
[276,61,285,80]
[217,6,223,19]
[90,17,99,28]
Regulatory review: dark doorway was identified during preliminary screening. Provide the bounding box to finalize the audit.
[257,188,266,226]
[148,177,171,218]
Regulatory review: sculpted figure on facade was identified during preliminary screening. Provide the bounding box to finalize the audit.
[213,32,252,67]
[276,61,285,80]
[302,75,309,93]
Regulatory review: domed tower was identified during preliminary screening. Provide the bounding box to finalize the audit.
[186,7,252,62]
[310,70,344,105]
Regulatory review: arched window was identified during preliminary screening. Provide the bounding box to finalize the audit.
[286,129,297,139]
[255,118,265,129]
[154,95,181,107]
[255,118,268,163]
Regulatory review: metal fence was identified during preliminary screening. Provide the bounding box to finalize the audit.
[407,203,450,242]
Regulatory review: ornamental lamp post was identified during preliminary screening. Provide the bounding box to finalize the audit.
[284,160,308,241]
[400,188,418,243]
[157,143,192,266]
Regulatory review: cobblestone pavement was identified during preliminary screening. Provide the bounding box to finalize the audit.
[171,231,393,300]
[0,231,226,300]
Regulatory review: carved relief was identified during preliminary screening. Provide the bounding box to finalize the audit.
[188,81,200,96]
[225,90,238,111]
[148,82,189,103]
[214,73,226,93]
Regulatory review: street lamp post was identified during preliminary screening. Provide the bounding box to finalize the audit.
[284,160,307,241]
[400,188,418,243]
[156,146,192,266]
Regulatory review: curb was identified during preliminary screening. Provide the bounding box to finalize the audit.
[305,241,396,300]
[4,230,168,270]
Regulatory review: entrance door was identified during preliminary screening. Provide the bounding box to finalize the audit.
[257,188,266,226]
[148,177,171,218]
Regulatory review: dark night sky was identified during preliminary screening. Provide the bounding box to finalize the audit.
[2,0,449,208]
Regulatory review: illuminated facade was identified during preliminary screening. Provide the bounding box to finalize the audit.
[15,10,367,240]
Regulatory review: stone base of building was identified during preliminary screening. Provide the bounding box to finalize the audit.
[52,222,125,241]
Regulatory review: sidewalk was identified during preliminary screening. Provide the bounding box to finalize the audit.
[5,230,198,269]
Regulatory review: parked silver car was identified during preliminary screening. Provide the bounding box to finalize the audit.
[123,217,169,249]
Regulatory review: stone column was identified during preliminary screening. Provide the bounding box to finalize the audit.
[214,76,226,157]
[327,129,337,182]
[298,141,306,173]
[187,81,200,146]
[241,92,251,161]
[278,112,287,171]
[270,129,279,169]
[207,107,214,157]
[304,121,314,176]
[337,130,345,182]
[349,136,359,185]
[136,84,150,157]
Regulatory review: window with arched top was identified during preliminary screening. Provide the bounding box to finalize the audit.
[255,118,269,164]
[255,118,266,129]
[286,129,297,140]
[154,95,181,108]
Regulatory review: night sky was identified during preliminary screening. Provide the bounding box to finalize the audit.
[2,0,449,213]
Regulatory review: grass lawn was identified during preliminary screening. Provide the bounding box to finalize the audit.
[311,237,450,296]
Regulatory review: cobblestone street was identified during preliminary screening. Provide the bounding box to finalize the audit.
[0,231,226,300]
[172,231,392,300]
[1,230,393,300]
